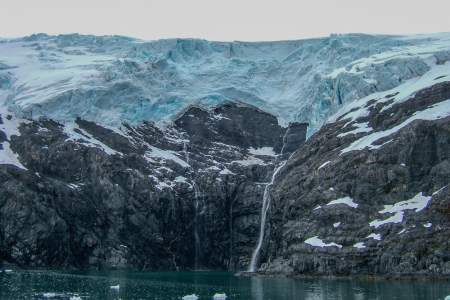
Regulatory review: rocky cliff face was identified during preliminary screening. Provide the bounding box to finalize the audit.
[261,80,450,276]
[0,101,307,270]
[1,33,450,276]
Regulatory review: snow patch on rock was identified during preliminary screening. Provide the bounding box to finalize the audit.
[326,196,358,208]
[304,236,342,248]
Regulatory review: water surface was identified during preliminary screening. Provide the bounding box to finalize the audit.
[1,269,449,299]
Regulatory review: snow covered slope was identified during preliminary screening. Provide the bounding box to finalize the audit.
[1,33,450,133]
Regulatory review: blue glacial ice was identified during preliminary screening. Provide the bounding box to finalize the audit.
[1,32,450,133]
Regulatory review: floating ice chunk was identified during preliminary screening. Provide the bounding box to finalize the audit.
[398,229,407,235]
[182,294,199,300]
[370,211,404,228]
[110,284,120,291]
[423,222,432,228]
[42,293,58,298]
[367,233,382,240]
[318,161,331,170]
[326,196,358,208]
[248,147,276,157]
[313,205,322,210]
[304,236,342,248]
[70,297,82,300]
[444,295,450,300]
[333,222,341,228]
[353,242,366,249]
[213,293,227,299]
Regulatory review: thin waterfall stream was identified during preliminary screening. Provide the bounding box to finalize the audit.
[183,141,202,270]
[248,159,287,272]
[248,129,291,272]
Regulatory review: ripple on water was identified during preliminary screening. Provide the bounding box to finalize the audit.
[1,270,450,300]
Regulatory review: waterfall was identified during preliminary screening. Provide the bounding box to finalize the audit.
[193,182,201,270]
[183,141,190,165]
[248,159,287,272]
[183,141,201,270]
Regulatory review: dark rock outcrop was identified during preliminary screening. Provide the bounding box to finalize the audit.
[281,122,308,154]
[0,101,304,271]
[1,77,449,278]
[260,81,450,277]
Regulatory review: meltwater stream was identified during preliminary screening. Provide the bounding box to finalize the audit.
[248,160,287,272]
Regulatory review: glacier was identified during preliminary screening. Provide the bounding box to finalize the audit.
[1,32,450,133]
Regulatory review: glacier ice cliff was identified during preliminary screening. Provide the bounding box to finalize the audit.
[1,33,450,133]
[1,32,450,275]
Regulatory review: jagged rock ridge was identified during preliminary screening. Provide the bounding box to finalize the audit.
[260,66,450,276]
[0,101,307,270]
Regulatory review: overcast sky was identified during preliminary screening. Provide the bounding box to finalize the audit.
[1,0,450,41]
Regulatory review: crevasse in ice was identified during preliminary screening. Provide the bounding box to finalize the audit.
[1,33,450,133]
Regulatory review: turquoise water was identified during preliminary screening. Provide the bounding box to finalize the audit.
[0,270,450,299]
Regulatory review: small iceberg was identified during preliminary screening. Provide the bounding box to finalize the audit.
[213,293,227,299]
[182,294,199,300]
[445,295,450,300]
[110,284,120,291]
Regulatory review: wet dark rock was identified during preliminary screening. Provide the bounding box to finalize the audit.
[1,77,449,278]
[0,101,304,271]
[260,82,450,276]
[174,101,286,152]
[281,122,308,154]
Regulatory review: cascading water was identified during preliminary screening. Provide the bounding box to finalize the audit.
[183,142,189,163]
[193,182,201,270]
[248,160,287,272]
[248,128,292,273]
[183,141,202,270]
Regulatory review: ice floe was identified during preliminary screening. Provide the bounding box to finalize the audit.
[182,294,199,300]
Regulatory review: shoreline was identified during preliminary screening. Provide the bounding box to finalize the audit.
[236,271,450,282]
[3,263,450,282]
